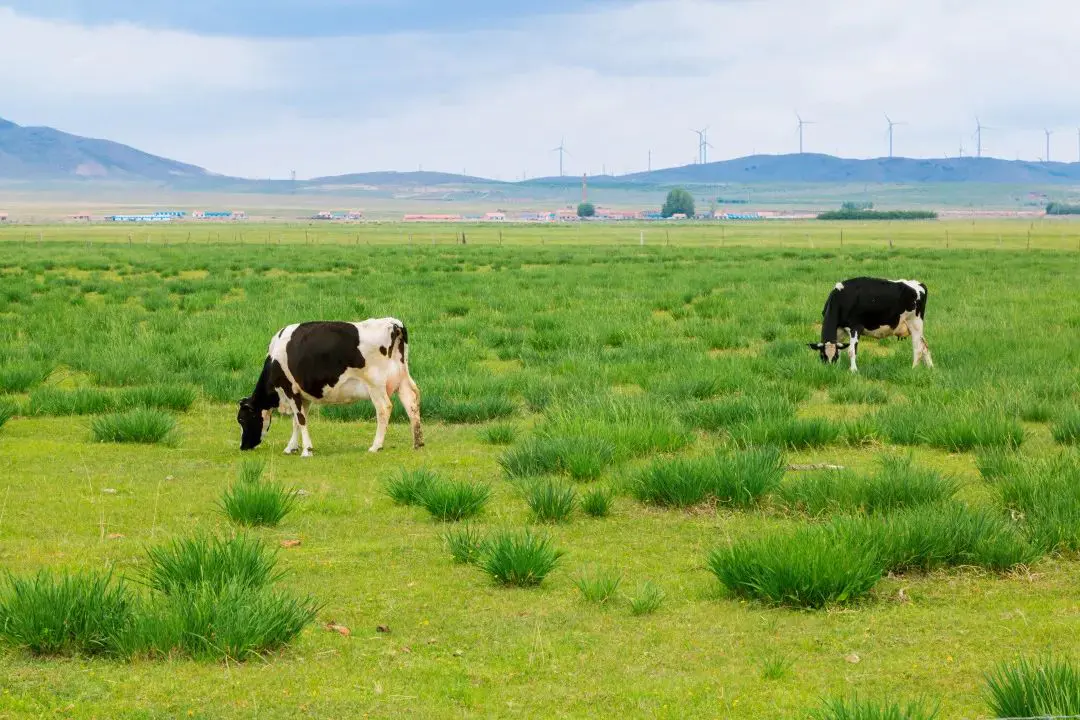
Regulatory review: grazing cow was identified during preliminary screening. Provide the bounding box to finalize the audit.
[238,318,423,456]
[807,277,934,372]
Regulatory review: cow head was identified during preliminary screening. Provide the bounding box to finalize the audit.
[237,398,271,450]
[807,341,850,364]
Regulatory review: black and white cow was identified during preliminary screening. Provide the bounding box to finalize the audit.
[807,277,933,372]
[237,318,423,456]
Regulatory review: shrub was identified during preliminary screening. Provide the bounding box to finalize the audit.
[444,526,488,565]
[141,534,282,596]
[581,486,615,518]
[574,569,621,605]
[810,696,940,720]
[0,570,132,656]
[628,581,665,616]
[1052,411,1080,445]
[480,529,564,587]
[482,423,517,445]
[985,656,1080,718]
[631,448,784,509]
[385,468,439,506]
[708,525,881,608]
[817,209,937,220]
[91,408,177,444]
[219,462,298,528]
[417,478,491,522]
[524,480,577,523]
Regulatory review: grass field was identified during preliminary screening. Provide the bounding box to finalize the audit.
[1,222,1080,718]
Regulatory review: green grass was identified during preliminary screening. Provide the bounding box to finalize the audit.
[385,468,439,506]
[416,477,492,522]
[984,656,1080,718]
[4,233,1080,716]
[0,399,14,430]
[219,461,298,528]
[580,486,615,518]
[479,529,564,587]
[481,423,517,445]
[997,454,1080,551]
[523,480,577,523]
[443,525,488,565]
[631,447,784,509]
[810,696,940,720]
[141,534,282,596]
[90,408,177,444]
[1052,411,1080,445]
[499,436,616,481]
[574,568,622,605]
[628,580,665,616]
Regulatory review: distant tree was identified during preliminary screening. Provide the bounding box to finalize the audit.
[577,202,596,218]
[1046,201,1080,215]
[841,200,874,211]
[817,208,937,220]
[662,188,695,218]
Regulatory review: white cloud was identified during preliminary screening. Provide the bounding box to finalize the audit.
[3,0,1080,178]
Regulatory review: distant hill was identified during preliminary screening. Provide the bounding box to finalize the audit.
[308,170,498,187]
[618,154,1080,185]
[0,117,214,183]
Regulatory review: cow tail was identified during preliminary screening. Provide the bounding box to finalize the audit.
[916,284,928,319]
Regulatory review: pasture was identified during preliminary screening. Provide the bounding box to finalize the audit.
[1,222,1079,718]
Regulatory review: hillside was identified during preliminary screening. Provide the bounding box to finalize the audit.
[0,117,213,183]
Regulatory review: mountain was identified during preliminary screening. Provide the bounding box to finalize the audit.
[0,117,214,182]
[308,170,498,187]
[618,154,1080,185]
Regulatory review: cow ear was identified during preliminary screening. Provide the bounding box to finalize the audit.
[837,343,851,350]
[807,342,824,350]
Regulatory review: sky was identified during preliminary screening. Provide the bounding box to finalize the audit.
[1,0,1079,180]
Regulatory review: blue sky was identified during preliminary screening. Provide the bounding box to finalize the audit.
[2,0,1079,179]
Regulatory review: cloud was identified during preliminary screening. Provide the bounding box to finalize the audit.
[3,0,1080,178]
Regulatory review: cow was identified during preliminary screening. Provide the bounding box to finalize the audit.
[237,318,423,457]
[807,277,934,372]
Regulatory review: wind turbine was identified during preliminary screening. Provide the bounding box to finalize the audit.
[551,139,569,177]
[692,127,713,164]
[885,115,907,158]
[796,113,815,154]
[973,117,993,158]
[1045,128,1053,163]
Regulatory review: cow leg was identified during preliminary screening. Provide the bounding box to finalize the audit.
[848,331,859,373]
[296,400,314,457]
[283,408,301,455]
[907,314,932,367]
[397,375,424,449]
[368,387,393,453]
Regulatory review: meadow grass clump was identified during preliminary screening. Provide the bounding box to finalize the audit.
[479,529,564,587]
[708,524,882,608]
[141,534,282,596]
[581,486,615,518]
[116,580,320,662]
[423,394,516,423]
[682,395,793,432]
[869,504,1038,573]
[984,656,1080,719]
[417,477,491,522]
[481,422,517,445]
[219,461,298,528]
[385,468,439,506]
[809,696,940,720]
[524,480,577,523]
[733,417,842,450]
[119,385,197,412]
[499,436,616,481]
[976,448,1021,483]
[0,399,14,430]
[0,570,133,656]
[759,652,794,681]
[443,525,488,564]
[90,408,177,444]
[631,448,784,509]
[574,569,622,605]
[28,386,117,416]
[828,381,890,406]
[540,397,693,461]
[1052,411,1080,445]
[876,404,1024,451]
[997,454,1080,551]
[0,363,49,393]
[628,581,665,616]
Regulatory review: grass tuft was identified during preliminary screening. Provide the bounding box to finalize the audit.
[141,534,282,596]
[524,480,577,523]
[580,486,615,518]
[632,447,784,509]
[479,529,564,587]
[481,423,517,445]
[417,477,491,522]
[219,461,297,528]
[443,525,488,565]
[985,656,1080,718]
[499,436,615,481]
[90,408,177,444]
[385,468,438,506]
[0,399,14,430]
[810,696,940,720]
[1052,411,1080,445]
[574,569,622,605]
[628,581,665,616]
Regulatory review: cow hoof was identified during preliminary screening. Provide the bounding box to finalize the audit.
[301,449,313,458]
[368,446,383,453]
[413,442,425,450]
[284,447,298,455]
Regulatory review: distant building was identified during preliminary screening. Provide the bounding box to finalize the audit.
[483,212,506,222]
[193,210,244,220]
[0,212,8,223]
[155,210,186,218]
[403,214,463,222]
[69,213,92,222]
[106,214,172,223]
[555,208,578,221]
[595,208,640,221]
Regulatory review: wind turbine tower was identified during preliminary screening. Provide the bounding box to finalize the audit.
[692,128,713,164]
[973,118,991,158]
[796,114,815,154]
[1045,129,1053,163]
[552,139,568,177]
[885,115,906,158]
